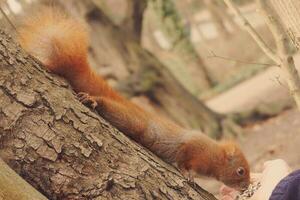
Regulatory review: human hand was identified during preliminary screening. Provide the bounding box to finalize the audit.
[250,159,290,200]
[220,159,291,200]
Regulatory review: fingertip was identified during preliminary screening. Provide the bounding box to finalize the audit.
[220,185,235,195]
[250,173,262,182]
[220,195,235,200]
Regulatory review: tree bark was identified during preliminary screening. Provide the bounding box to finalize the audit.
[0,30,218,200]
[0,158,47,200]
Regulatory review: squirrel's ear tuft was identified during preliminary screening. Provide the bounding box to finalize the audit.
[220,141,237,159]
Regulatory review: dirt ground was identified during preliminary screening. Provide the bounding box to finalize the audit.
[243,109,300,171]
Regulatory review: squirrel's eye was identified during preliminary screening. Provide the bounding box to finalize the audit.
[236,167,245,176]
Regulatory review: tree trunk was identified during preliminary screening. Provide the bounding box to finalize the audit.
[0,30,217,200]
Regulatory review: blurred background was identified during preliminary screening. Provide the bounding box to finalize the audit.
[1,0,300,196]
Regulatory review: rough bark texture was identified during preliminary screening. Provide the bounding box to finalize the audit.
[0,158,47,200]
[0,30,217,200]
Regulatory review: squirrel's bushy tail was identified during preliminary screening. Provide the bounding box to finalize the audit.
[18,8,89,77]
[19,7,124,99]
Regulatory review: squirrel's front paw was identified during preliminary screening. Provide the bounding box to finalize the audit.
[181,169,195,183]
[77,92,98,109]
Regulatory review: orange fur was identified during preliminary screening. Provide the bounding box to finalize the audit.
[19,8,250,190]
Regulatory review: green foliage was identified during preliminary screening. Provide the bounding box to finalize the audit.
[140,68,160,92]
[148,0,189,47]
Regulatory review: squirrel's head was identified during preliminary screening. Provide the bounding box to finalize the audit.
[217,141,250,190]
[176,132,250,190]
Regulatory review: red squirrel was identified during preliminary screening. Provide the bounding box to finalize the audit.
[18,8,250,190]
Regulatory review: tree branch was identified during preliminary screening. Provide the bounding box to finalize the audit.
[223,0,300,110]
[207,50,277,66]
[223,0,281,64]
[257,0,300,109]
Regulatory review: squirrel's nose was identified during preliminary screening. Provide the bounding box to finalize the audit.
[239,181,249,191]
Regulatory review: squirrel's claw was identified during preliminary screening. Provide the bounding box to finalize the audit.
[181,169,195,183]
[77,92,98,109]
